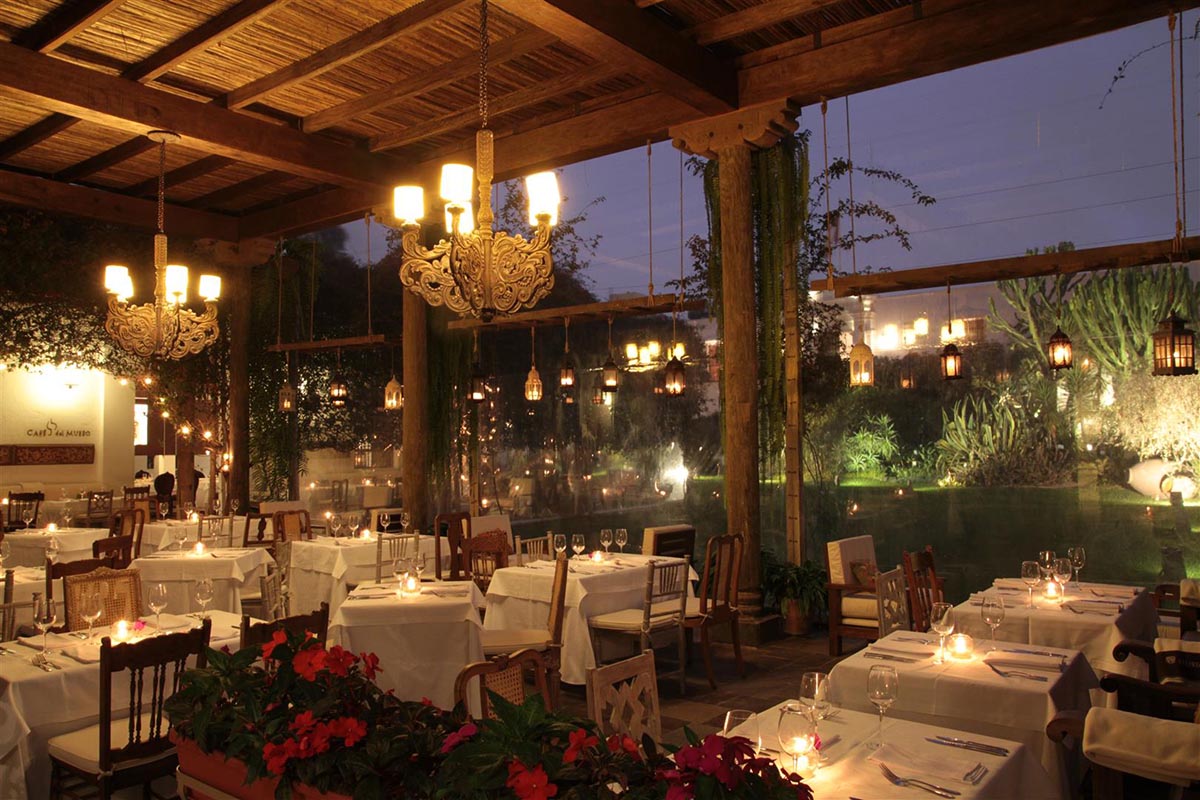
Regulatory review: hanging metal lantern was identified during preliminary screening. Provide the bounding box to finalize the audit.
[384,376,403,410]
[278,380,297,413]
[559,358,575,388]
[848,340,874,387]
[592,385,605,405]
[601,356,620,393]
[1152,313,1198,376]
[525,367,543,402]
[900,364,914,390]
[468,363,487,403]
[940,342,963,381]
[1047,327,1073,371]
[329,376,349,407]
[664,355,685,396]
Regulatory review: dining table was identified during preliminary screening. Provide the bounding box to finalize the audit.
[828,630,1097,799]
[327,579,485,710]
[288,535,447,617]
[5,527,114,567]
[483,553,693,685]
[0,609,245,800]
[734,702,1058,799]
[130,547,273,615]
[951,579,1158,679]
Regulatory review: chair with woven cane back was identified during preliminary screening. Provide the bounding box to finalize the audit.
[586,651,662,745]
[454,648,554,719]
[48,618,213,799]
[239,603,329,652]
[108,507,146,558]
[682,533,745,690]
[273,509,313,543]
[434,512,472,581]
[93,535,134,568]
[45,557,117,630]
[462,529,510,593]
[62,566,143,632]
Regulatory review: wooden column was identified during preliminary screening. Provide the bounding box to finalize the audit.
[783,246,804,565]
[402,291,430,531]
[672,102,798,620]
[176,397,196,515]
[287,355,300,501]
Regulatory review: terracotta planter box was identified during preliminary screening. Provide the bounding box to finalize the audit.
[172,732,353,800]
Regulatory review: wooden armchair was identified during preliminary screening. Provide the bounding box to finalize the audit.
[587,651,661,745]
[455,648,553,719]
[825,534,880,655]
[462,529,510,593]
[240,603,329,651]
[108,507,146,558]
[901,545,946,633]
[433,511,471,581]
[93,535,134,568]
[642,524,696,565]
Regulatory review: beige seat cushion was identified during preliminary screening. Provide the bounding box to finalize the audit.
[48,713,173,775]
[591,598,698,631]
[841,593,879,624]
[481,628,551,655]
[827,536,876,585]
[1084,707,1200,786]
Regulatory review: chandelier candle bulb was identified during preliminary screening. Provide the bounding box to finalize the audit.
[439,164,474,205]
[948,633,975,660]
[445,201,475,235]
[526,172,560,225]
[105,265,132,300]
[164,265,189,304]
[198,274,222,302]
[393,185,425,224]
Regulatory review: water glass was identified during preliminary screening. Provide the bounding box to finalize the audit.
[553,533,567,556]
[0,540,10,569]
[33,595,57,666]
[158,501,169,521]
[866,665,899,750]
[148,583,169,633]
[1068,546,1086,588]
[615,528,628,553]
[379,512,391,532]
[929,602,954,663]
[400,510,411,532]
[81,591,103,640]
[980,594,1005,651]
[1052,557,1073,587]
[193,578,214,619]
[413,554,427,581]
[723,710,760,753]
[599,529,613,553]
[571,533,585,558]
[799,671,831,721]
[1020,560,1040,608]
[45,536,60,564]
[776,703,818,773]
[1038,550,1056,580]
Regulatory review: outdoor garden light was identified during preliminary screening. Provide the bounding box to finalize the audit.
[329,349,349,407]
[525,327,543,402]
[848,339,874,387]
[940,283,964,380]
[592,385,605,405]
[1047,326,1073,371]
[279,352,297,413]
[602,317,619,392]
[664,354,685,396]
[559,318,575,388]
[1152,313,1197,376]
[384,376,402,410]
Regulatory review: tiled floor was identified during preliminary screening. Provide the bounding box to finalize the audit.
[559,630,854,747]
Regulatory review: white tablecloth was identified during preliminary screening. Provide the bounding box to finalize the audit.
[130,548,273,615]
[0,609,244,800]
[735,702,1058,799]
[829,631,1097,799]
[289,536,445,617]
[952,581,1158,678]
[483,554,690,685]
[327,580,484,710]
[4,566,45,626]
[5,528,109,567]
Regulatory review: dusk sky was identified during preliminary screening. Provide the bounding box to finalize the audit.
[346,16,1196,307]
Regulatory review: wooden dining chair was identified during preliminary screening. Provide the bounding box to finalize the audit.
[273,509,313,543]
[454,648,553,719]
[200,514,234,548]
[239,603,329,651]
[92,535,134,568]
[433,511,472,581]
[462,529,510,593]
[241,512,274,549]
[122,485,151,506]
[47,618,212,799]
[372,531,420,583]
[901,545,945,633]
[825,534,881,655]
[586,651,662,744]
[876,566,910,637]
[256,570,288,621]
[108,507,145,558]
[4,491,43,531]
[643,525,697,565]
[519,534,552,564]
[588,559,689,692]
[63,566,143,632]
[82,490,115,528]
[45,556,116,628]
[683,533,745,690]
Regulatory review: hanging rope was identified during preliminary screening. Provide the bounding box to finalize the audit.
[1170,11,1183,252]
[309,237,316,341]
[821,99,834,289]
[365,212,374,336]
[675,147,685,341]
[845,97,858,277]
[275,238,284,345]
[647,140,655,298]
[1180,12,1188,238]
[530,326,537,368]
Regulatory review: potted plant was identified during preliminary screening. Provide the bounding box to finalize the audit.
[761,550,828,636]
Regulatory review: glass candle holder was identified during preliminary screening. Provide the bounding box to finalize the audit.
[1042,580,1063,602]
[947,633,975,660]
[111,619,132,643]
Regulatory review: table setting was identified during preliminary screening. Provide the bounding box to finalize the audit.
[3,525,114,567]
[129,546,273,615]
[288,533,447,616]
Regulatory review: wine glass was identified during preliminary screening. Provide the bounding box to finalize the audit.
[1020,561,1041,608]
[723,710,760,753]
[393,556,411,586]
[0,540,10,570]
[379,512,391,533]
[330,512,344,538]
[1052,557,1073,589]
[571,534,585,559]
[193,578,214,619]
[21,507,34,529]
[980,594,1005,651]
[182,502,194,518]
[929,602,954,663]
[148,582,168,633]
[33,595,57,666]
[777,702,818,772]
[553,533,567,557]
[1038,550,1056,581]
[399,510,411,533]
[599,529,613,554]
[799,671,831,721]
[157,500,169,522]
[615,528,628,553]
[231,499,240,516]
[81,591,103,641]
[413,553,427,582]
[1068,547,1086,589]
[866,665,899,750]
[45,536,60,564]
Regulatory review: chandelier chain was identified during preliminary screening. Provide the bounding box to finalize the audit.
[530,326,536,368]
[479,0,489,129]
[276,238,283,345]
[156,138,166,234]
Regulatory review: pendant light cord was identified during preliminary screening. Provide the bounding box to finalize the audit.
[945,281,953,336]
[1170,11,1184,253]
[530,326,536,368]
[365,212,374,336]
[674,147,684,343]
[647,140,654,298]
[821,99,834,289]
[309,237,316,342]
[845,97,858,277]
[564,318,570,354]
[479,0,489,129]
[275,239,283,346]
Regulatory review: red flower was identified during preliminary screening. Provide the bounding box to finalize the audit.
[420,696,434,706]
[262,629,287,660]
[563,728,598,763]
[292,646,327,681]
[606,734,639,756]
[324,645,357,677]
[439,722,478,754]
[506,760,558,800]
[664,783,695,800]
[263,739,297,775]
[360,651,381,679]
[328,716,368,747]
[288,710,317,735]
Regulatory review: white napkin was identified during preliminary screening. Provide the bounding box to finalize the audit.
[869,743,983,785]
[19,632,84,650]
[984,651,1064,671]
[1081,583,1139,598]
[870,639,937,656]
[65,641,102,663]
[149,613,197,631]
[1063,600,1121,615]
[993,578,1034,591]
[1084,707,1200,785]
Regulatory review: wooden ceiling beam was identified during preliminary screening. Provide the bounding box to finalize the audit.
[740,0,1198,107]
[186,169,292,209]
[266,334,397,353]
[492,0,737,115]
[689,0,841,45]
[831,237,1200,298]
[301,29,556,134]
[223,0,472,109]
[369,65,623,152]
[0,42,402,189]
[125,155,236,198]
[446,293,705,330]
[0,115,78,161]
[55,138,155,182]
[0,167,238,240]
[15,0,127,53]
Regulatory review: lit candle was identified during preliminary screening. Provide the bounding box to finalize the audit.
[113,619,130,642]
[948,633,975,660]
[404,575,419,594]
[1043,580,1061,601]
[188,512,199,523]
[45,523,58,532]
[359,528,373,541]
[591,551,604,563]
[788,736,818,777]
[193,541,206,556]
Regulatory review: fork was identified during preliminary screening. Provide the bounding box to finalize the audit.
[877,763,961,797]
[986,662,1047,682]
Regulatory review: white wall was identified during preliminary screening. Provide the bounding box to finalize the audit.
[0,366,135,494]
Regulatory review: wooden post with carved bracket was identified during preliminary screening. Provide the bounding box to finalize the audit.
[672,102,799,625]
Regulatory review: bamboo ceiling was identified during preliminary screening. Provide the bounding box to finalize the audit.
[0,0,1188,243]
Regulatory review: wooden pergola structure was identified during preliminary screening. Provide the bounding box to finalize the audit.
[0,0,1187,623]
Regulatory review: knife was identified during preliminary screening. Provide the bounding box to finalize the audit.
[997,647,1064,658]
[863,652,919,663]
[927,737,1009,756]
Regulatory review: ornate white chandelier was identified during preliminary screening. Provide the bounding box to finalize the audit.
[392,0,560,322]
[103,131,221,360]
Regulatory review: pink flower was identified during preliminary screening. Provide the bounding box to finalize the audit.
[439,722,478,754]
